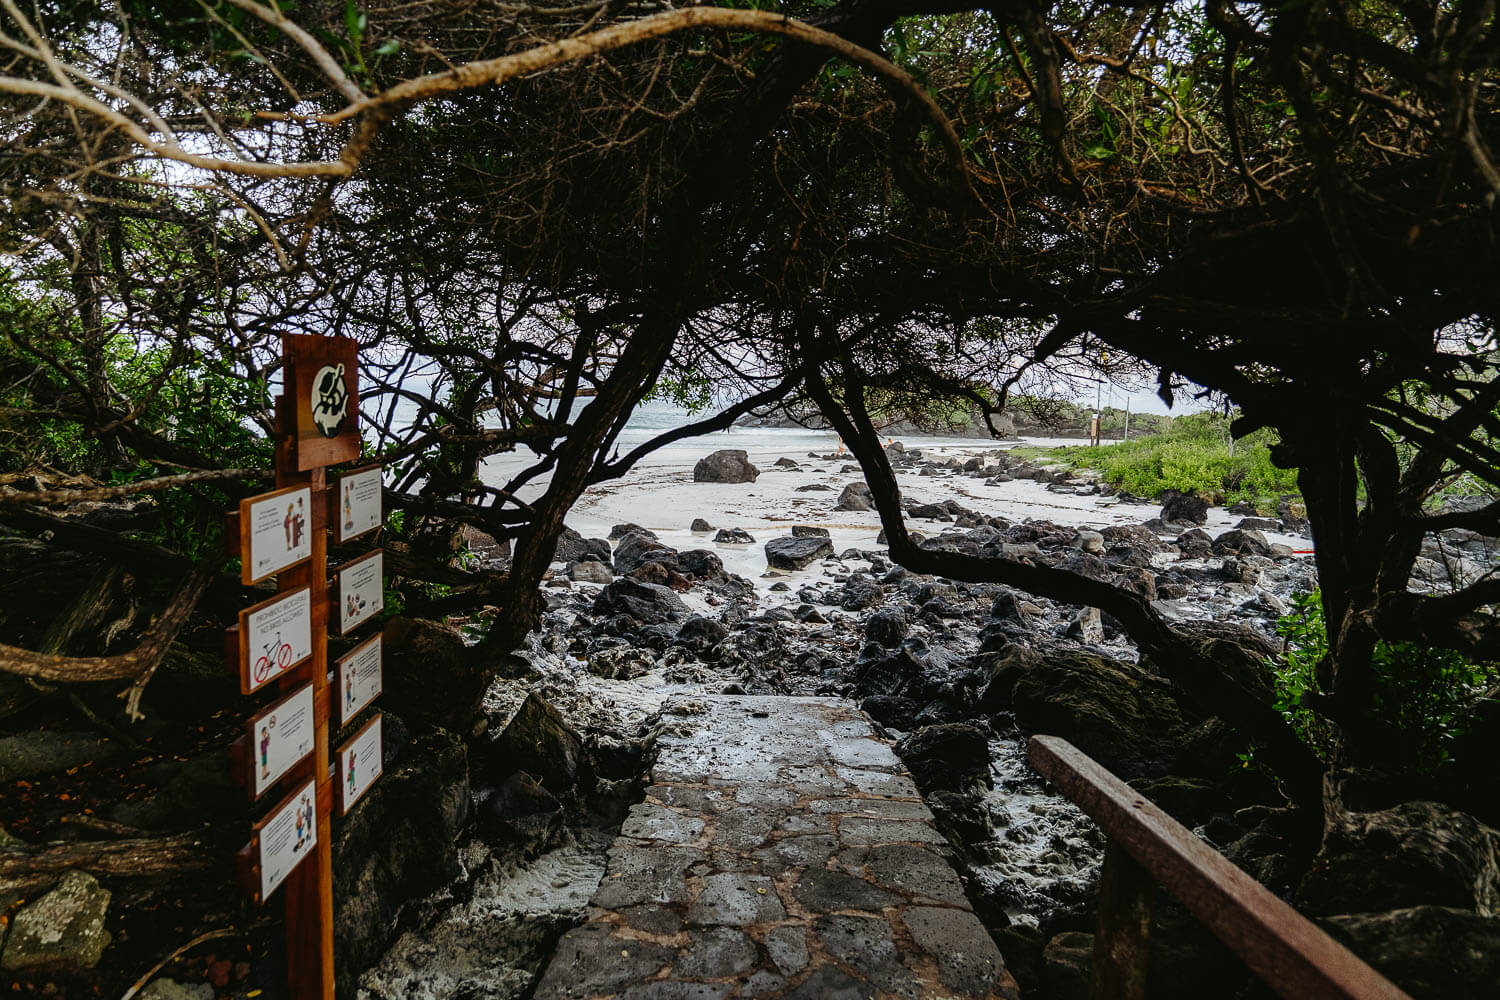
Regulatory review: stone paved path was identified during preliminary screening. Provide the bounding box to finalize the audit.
[532,696,1021,1000]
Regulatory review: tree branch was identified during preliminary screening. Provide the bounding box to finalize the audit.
[0,557,222,688]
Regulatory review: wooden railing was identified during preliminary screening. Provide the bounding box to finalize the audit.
[1028,735,1413,1000]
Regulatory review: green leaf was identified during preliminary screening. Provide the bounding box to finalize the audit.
[345,0,367,45]
[373,38,400,57]
[311,26,349,54]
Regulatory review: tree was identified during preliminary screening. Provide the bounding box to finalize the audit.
[2,0,1497,815]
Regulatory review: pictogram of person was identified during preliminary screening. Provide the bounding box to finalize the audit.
[283,504,293,548]
[347,751,357,797]
[294,797,306,851]
[259,724,271,780]
[292,497,306,549]
[344,483,354,531]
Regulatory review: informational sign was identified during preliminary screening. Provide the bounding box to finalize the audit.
[337,713,382,815]
[288,334,360,471]
[240,588,313,694]
[240,485,313,585]
[335,550,383,636]
[335,467,382,543]
[336,633,382,728]
[252,778,318,904]
[247,684,314,800]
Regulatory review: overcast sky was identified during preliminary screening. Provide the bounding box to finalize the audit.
[1066,377,1213,417]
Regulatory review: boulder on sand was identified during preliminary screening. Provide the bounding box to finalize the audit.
[591,577,689,623]
[764,535,834,571]
[1175,528,1213,559]
[864,607,909,648]
[676,549,729,584]
[568,560,613,584]
[693,449,760,484]
[476,771,565,852]
[613,531,678,575]
[552,526,611,563]
[1212,528,1272,557]
[836,482,874,511]
[383,618,491,733]
[1160,489,1209,525]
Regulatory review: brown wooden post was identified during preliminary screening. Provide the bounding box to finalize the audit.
[1090,839,1154,1000]
[273,390,335,1000]
[230,335,361,995]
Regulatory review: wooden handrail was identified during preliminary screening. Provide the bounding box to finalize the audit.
[1028,735,1413,1000]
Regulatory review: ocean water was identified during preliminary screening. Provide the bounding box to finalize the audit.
[479,398,995,497]
[609,399,837,453]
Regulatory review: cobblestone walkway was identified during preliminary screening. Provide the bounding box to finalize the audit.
[532,696,1020,1000]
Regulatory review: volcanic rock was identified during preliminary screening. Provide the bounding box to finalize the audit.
[1160,489,1209,525]
[765,535,833,571]
[893,723,993,796]
[836,483,874,511]
[591,578,689,624]
[693,449,760,484]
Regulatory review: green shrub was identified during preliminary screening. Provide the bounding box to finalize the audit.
[1270,590,1340,759]
[1033,412,1300,509]
[1272,588,1496,766]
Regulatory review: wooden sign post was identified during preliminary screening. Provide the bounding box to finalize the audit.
[229,333,379,1000]
[271,334,344,1000]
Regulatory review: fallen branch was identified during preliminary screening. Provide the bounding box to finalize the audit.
[0,558,222,697]
[0,831,219,897]
[119,928,244,1000]
[0,468,268,506]
[0,507,193,570]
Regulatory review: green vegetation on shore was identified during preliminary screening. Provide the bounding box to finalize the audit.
[1274,589,1497,767]
[1013,412,1302,510]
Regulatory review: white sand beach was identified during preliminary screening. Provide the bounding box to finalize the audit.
[481,416,1312,595]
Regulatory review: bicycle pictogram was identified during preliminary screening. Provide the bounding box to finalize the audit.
[253,631,294,684]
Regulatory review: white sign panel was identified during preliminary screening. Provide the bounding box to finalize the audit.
[336,467,383,543]
[242,486,312,584]
[257,779,316,902]
[338,714,383,815]
[249,684,314,799]
[337,633,383,728]
[243,588,312,693]
[337,550,383,635]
